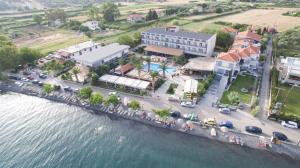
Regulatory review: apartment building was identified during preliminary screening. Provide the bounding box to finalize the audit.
[141,26,216,57]
[279,57,300,85]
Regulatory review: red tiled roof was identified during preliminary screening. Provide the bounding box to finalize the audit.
[236,31,262,41]
[217,52,240,62]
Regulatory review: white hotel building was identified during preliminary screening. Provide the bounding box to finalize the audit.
[141,26,216,57]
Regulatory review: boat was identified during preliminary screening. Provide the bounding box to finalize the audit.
[210,128,217,137]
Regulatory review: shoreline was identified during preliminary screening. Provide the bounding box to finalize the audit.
[1,83,300,161]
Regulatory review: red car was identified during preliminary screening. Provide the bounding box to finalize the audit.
[27,76,34,80]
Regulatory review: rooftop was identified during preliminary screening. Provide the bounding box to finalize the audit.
[144,45,183,56]
[73,43,129,64]
[143,27,215,41]
[61,40,99,54]
[99,74,150,90]
[236,31,262,41]
[182,57,215,72]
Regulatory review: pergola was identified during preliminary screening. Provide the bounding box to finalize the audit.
[99,74,150,90]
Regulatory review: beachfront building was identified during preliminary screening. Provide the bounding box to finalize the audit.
[279,57,300,85]
[127,14,144,23]
[72,43,130,68]
[55,40,101,59]
[214,29,261,80]
[141,26,216,57]
[82,21,100,31]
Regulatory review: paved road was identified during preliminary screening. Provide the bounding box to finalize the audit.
[258,37,273,120]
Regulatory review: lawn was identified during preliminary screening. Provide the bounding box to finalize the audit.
[181,20,226,32]
[276,84,300,119]
[220,75,256,105]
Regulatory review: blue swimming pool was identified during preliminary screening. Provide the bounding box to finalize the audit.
[143,63,176,74]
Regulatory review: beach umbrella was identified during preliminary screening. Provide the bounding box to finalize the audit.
[220,126,229,133]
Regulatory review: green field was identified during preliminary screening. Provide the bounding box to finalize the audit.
[181,20,226,32]
[276,84,300,119]
[221,75,256,105]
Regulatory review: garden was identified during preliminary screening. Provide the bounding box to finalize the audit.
[220,75,256,105]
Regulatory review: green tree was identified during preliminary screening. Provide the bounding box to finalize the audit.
[144,57,151,72]
[100,2,120,22]
[150,71,159,91]
[216,31,234,51]
[0,45,18,70]
[91,73,99,85]
[128,100,140,110]
[72,67,81,82]
[79,87,93,99]
[152,108,170,118]
[18,47,42,65]
[43,84,54,94]
[227,91,240,106]
[172,56,186,65]
[45,9,67,25]
[216,8,223,13]
[146,9,158,21]
[104,95,120,107]
[133,32,141,46]
[33,15,43,25]
[118,35,134,47]
[135,63,142,80]
[160,63,167,78]
[87,6,100,20]
[89,92,103,105]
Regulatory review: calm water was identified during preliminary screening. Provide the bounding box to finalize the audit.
[143,63,176,74]
[0,93,299,168]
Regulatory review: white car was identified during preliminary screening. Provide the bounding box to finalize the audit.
[108,91,117,96]
[281,121,298,129]
[180,101,195,108]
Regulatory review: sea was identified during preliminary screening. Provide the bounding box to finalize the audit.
[0,93,299,168]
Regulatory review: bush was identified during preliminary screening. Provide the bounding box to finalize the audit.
[251,106,260,117]
[152,108,170,118]
[128,100,140,110]
[166,83,178,94]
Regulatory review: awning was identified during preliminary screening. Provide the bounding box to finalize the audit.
[99,74,150,90]
[184,79,198,93]
[145,45,183,56]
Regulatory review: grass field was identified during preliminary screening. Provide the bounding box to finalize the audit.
[276,84,300,119]
[14,28,88,54]
[212,8,300,32]
[180,20,226,32]
[221,75,256,105]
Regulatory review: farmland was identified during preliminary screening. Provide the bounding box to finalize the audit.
[212,8,300,32]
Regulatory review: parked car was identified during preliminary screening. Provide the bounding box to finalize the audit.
[37,81,44,86]
[21,77,29,82]
[73,88,79,93]
[32,79,39,84]
[219,108,231,114]
[281,121,298,129]
[27,76,34,80]
[8,75,21,80]
[109,91,117,96]
[23,71,31,75]
[170,111,181,118]
[219,121,233,129]
[245,126,262,134]
[183,113,199,121]
[203,118,216,126]
[39,74,47,79]
[180,101,195,108]
[272,131,288,141]
[64,86,72,92]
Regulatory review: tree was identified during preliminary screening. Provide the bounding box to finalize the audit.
[133,32,141,46]
[45,9,67,25]
[128,100,140,110]
[79,87,93,99]
[43,84,54,94]
[145,57,151,72]
[150,71,159,91]
[146,9,158,21]
[89,92,103,105]
[216,8,223,13]
[216,31,234,51]
[118,35,134,47]
[104,95,120,107]
[91,73,99,85]
[172,56,186,65]
[0,45,18,70]
[160,63,167,78]
[227,91,240,105]
[18,47,42,65]
[135,63,142,79]
[72,67,81,82]
[152,108,170,118]
[87,6,100,20]
[33,15,43,25]
[100,2,120,22]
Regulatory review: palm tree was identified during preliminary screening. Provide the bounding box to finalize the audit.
[135,63,142,80]
[160,63,167,78]
[72,67,81,82]
[145,57,151,72]
[150,71,159,92]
